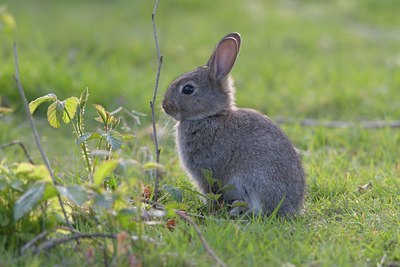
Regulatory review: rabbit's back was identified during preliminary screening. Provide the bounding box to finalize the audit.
[176,108,305,215]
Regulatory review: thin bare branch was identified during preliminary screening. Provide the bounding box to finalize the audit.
[0,140,34,164]
[152,0,161,60]
[20,230,49,253]
[34,233,117,254]
[13,43,73,229]
[275,117,400,129]
[176,210,228,267]
[150,0,163,201]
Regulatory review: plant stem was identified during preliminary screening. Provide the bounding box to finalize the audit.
[13,43,73,229]
[0,140,34,164]
[150,0,163,201]
[92,137,103,173]
[65,108,92,175]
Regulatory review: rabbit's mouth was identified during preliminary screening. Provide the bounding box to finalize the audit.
[162,100,180,120]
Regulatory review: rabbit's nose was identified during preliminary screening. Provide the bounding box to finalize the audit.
[162,100,177,116]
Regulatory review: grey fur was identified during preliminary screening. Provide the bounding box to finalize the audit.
[162,32,305,216]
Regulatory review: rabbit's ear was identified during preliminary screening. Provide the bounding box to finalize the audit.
[207,33,241,82]
[223,32,241,51]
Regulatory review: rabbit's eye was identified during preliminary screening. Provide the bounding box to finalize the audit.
[181,84,195,95]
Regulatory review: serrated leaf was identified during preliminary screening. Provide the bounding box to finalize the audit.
[14,183,45,221]
[62,97,79,123]
[143,161,164,171]
[105,130,124,150]
[57,185,87,206]
[94,104,107,125]
[93,193,113,209]
[76,133,93,145]
[76,132,101,145]
[79,88,89,109]
[29,94,57,114]
[47,101,64,128]
[162,185,183,202]
[93,160,119,186]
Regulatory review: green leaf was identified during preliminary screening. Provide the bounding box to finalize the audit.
[57,185,87,206]
[220,184,236,193]
[105,130,124,150]
[14,183,45,221]
[206,193,222,201]
[76,132,101,145]
[94,104,108,125]
[43,183,58,201]
[162,185,183,202]
[203,169,217,187]
[76,133,93,145]
[29,93,57,114]
[10,180,23,192]
[93,160,119,186]
[79,88,89,109]
[62,97,79,123]
[47,101,64,128]
[93,192,113,209]
[116,208,136,229]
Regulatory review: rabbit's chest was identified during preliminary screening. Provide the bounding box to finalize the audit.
[176,121,230,172]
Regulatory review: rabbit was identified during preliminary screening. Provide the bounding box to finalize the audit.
[162,32,305,216]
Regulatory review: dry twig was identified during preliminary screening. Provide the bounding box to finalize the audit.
[0,140,34,164]
[20,230,49,253]
[33,233,117,254]
[176,210,228,267]
[13,43,73,229]
[150,0,163,201]
[145,199,227,267]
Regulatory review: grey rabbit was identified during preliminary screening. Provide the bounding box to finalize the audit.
[162,32,305,216]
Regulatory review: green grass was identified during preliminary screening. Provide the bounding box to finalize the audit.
[1,0,400,266]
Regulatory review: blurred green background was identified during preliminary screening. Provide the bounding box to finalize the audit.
[1,0,400,120]
[1,2,400,266]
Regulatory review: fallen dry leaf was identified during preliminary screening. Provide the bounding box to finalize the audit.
[142,184,152,200]
[166,218,177,231]
[357,181,373,192]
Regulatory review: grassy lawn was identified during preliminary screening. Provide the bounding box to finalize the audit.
[1,0,400,266]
